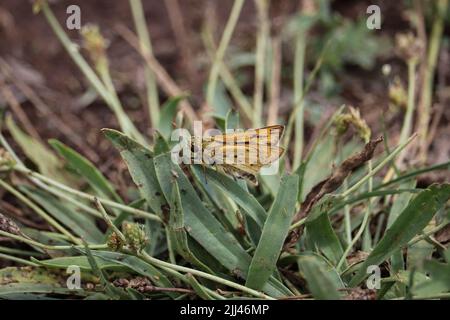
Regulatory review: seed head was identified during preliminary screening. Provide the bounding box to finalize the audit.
[395,32,423,62]
[81,24,109,72]
[0,149,16,172]
[106,231,124,251]
[334,106,371,142]
[122,222,148,253]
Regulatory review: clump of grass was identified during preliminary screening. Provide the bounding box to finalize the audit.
[0,0,449,300]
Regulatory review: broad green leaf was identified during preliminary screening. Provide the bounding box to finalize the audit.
[350,184,450,286]
[225,110,239,130]
[49,139,121,202]
[153,152,291,297]
[103,129,166,216]
[153,132,170,155]
[0,283,87,296]
[33,256,126,271]
[168,181,215,273]
[88,251,178,298]
[388,181,416,284]
[77,245,127,299]
[414,260,450,295]
[393,264,450,298]
[246,174,299,290]
[6,115,77,185]
[407,240,434,269]
[297,253,343,300]
[186,274,214,300]
[158,95,185,140]
[0,266,63,285]
[190,165,241,232]
[305,195,344,265]
[200,166,267,228]
[103,130,291,296]
[21,186,104,243]
[0,267,86,296]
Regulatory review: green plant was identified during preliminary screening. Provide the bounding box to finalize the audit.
[0,0,449,301]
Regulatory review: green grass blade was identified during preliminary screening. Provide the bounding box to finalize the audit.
[349,183,450,286]
[246,174,299,290]
[305,195,344,266]
[158,96,185,141]
[297,253,342,300]
[33,256,126,271]
[102,129,165,216]
[89,251,178,298]
[168,180,215,273]
[200,166,267,228]
[6,116,77,185]
[153,152,292,297]
[21,186,103,243]
[49,139,122,202]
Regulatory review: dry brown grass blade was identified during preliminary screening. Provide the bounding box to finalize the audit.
[0,77,42,142]
[0,212,23,236]
[287,136,384,247]
[163,0,196,84]
[115,24,198,122]
[0,58,99,162]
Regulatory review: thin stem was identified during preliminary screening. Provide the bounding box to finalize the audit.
[156,263,225,300]
[343,179,352,245]
[288,217,307,231]
[374,160,450,191]
[283,40,330,150]
[342,134,417,198]
[36,184,102,219]
[417,0,448,163]
[201,27,253,122]
[94,198,126,243]
[361,159,374,252]
[0,179,81,245]
[206,0,244,108]
[0,246,44,257]
[115,24,198,122]
[129,0,160,128]
[0,230,107,251]
[13,165,163,223]
[399,59,418,145]
[337,204,371,271]
[0,133,102,219]
[408,220,449,246]
[41,2,144,144]
[392,292,450,300]
[253,0,269,127]
[267,37,281,126]
[139,251,275,300]
[0,252,39,267]
[293,28,306,170]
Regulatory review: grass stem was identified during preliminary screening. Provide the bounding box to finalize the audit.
[206,0,244,108]
[129,0,160,128]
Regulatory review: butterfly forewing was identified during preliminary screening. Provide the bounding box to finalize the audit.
[203,125,284,146]
[195,125,285,183]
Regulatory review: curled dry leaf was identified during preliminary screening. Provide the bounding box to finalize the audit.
[287,136,383,247]
[0,212,22,236]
